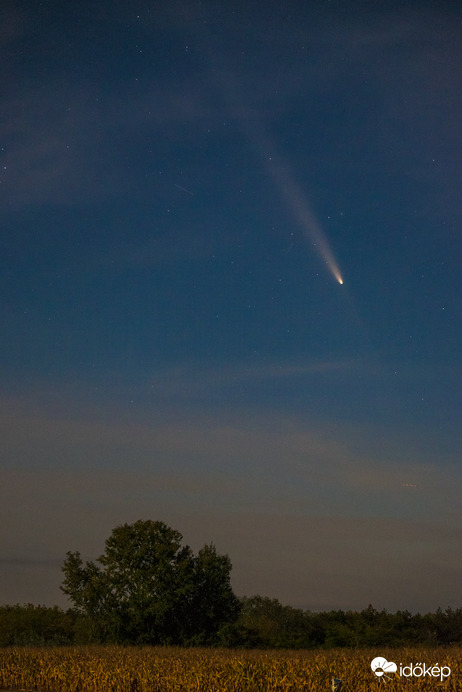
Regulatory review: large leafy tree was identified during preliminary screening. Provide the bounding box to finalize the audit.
[188,543,241,644]
[61,520,240,644]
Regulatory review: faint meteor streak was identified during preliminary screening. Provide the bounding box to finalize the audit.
[174,183,194,195]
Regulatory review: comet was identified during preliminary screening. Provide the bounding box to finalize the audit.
[264,156,344,285]
[215,76,344,284]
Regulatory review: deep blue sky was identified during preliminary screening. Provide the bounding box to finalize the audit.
[1,0,461,612]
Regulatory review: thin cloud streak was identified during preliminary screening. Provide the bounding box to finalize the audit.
[146,358,354,399]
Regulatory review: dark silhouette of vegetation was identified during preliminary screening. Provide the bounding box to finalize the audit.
[0,604,77,646]
[2,599,461,648]
[1,601,462,649]
[2,520,461,648]
[61,520,240,645]
[221,600,462,649]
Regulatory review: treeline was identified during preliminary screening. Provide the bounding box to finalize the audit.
[222,598,462,649]
[4,522,460,649]
[1,599,462,648]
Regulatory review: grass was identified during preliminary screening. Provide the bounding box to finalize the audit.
[0,644,459,690]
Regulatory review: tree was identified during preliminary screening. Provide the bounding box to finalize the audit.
[229,596,324,649]
[0,604,77,646]
[61,520,239,644]
[187,543,241,644]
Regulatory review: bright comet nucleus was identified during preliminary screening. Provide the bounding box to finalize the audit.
[330,266,344,285]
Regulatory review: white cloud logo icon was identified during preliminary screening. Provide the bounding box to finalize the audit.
[371,657,398,680]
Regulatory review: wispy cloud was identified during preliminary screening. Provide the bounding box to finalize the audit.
[145,358,354,399]
[0,74,212,207]
[2,380,460,611]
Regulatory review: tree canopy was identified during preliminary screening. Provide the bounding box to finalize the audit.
[61,520,240,645]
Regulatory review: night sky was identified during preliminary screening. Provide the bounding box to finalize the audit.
[1,1,461,613]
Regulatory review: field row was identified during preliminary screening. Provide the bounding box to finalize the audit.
[0,645,459,691]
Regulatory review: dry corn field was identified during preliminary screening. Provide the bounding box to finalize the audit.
[0,645,460,691]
